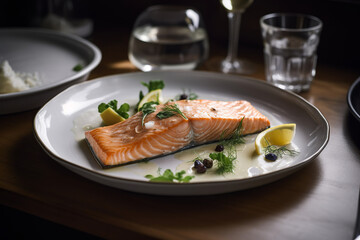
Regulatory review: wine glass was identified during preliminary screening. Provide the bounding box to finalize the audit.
[220,0,254,74]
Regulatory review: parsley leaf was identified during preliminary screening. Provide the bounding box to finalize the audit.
[118,103,130,119]
[98,100,130,119]
[145,169,194,183]
[141,80,165,92]
[72,64,83,72]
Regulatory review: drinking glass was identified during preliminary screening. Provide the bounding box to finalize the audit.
[260,13,323,92]
[40,0,93,37]
[128,5,209,72]
[220,0,254,74]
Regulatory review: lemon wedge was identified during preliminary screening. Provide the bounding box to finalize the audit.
[255,123,296,155]
[138,89,163,111]
[100,107,126,125]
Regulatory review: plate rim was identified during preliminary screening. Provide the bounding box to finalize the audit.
[33,71,330,190]
[0,28,102,100]
[347,76,360,122]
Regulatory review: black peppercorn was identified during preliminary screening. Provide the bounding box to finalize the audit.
[179,94,188,100]
[194,159,202,168]
[215,144,224,152]
[203,158,213,168]
[196,165,207,173]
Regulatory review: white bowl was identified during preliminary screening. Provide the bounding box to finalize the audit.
[0,28,101,114]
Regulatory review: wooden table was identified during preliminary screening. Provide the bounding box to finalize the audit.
[1,29,360,240]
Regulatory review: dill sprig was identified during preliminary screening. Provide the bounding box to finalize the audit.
[264,145,298,158]
[156,103,188,120]
[263,137,299,158]
[222,117,245,147]
[208,117,245,174]
[209,152,235,175]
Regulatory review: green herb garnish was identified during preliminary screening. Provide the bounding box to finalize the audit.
[209,152,235,174]
[98,100,130,119]
[176,89,198,100]
[222,117,245,147]
[140,101,158,126]
[216,118,245,165]
[138,91,145,106]
[73,64,83,72]
[188,92,198,100]
[145,168,194,183]
[156,103,188,120]
[136,80,164,110]
[196,118,245,175]
[263,137,298,158]
[142,80,165,92]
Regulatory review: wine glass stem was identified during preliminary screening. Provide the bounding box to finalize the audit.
[226,11,243,62]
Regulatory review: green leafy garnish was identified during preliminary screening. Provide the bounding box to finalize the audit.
[98,100,130,119]
[142,80,165,92]
[176,89,198,100]
[138,91,145,105]
[156,110,174,119]
[188,92,198,100]
[197,118,245,175]
[136,80,164,110]
[263,138,298,158]
[156,103,188,120]
[209,152,235,174]
[145,168,194,183]
[222,117,245,147]
[73,64,83,72]
[140,101,158,126]
[215,118,245,168]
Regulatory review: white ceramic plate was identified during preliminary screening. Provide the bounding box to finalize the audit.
[347,76,360,123]
[34,71,329,196]
[0,28,101,114]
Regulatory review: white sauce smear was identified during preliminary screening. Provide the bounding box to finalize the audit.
[72,108,102,141]
[173,135,299,182]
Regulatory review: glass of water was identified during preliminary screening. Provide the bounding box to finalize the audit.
[260,13,322,92]
[129,5,209,72]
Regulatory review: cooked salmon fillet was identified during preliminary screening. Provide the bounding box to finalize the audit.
[85,100,270,168]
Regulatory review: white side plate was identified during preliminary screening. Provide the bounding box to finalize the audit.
[0,28,101,114]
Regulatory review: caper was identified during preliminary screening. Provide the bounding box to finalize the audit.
[265,153,278,161]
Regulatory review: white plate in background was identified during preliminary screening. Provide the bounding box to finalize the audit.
[0,28,101,114]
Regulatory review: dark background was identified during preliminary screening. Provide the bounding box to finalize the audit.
[1,0,360,69]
